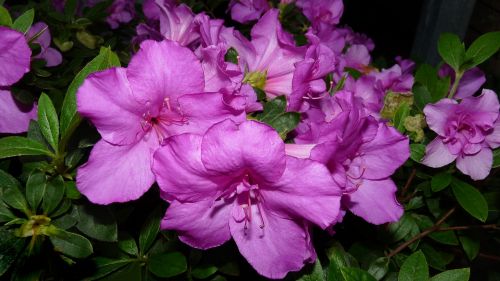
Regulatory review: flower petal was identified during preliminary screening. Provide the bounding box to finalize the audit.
[161,199,232,249]
[486,120,500,149]
[261,156,342,229]
[76,138,157,204]
[0,27,31,86]
[0,90,37,134]
[421,138,457,168]
[423,98,457,136]
[201,120,286,182]
[344,178,403,224]
[455,67,486,99]
[77,67,145,145]
[230,206,314,279]
[456,148,493,181]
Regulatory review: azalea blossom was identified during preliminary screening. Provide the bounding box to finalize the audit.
[153,119,342,279]
[27,22,62,67]
[76,40,246,204]
[422,89,500,180]
[296,0,343,27]
[438,64,486,99]
[106,0,136,29]
[228,0,270,23]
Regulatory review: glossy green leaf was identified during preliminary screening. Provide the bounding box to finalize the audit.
[49,228,93,258]
[87,257,132,281]
[459,235,480,261]
[412,84,432,111]
[258,96,300,139]
[224,47,239,64]
[117,233,138,256]
[148,252,187,278]
[420,243,454,271]
[25,172,47,211]
[367,257,389,280]
[431,172,452,192]
[139,207,163,254]
[429,268,470,281]
[12,8,34,33]
[438,33,465,71]
[42,175,65,215]
[0,6,12,26]
[73,204,117,242]
[410,144,425,162]
[386,214,417,243]
[0,228,25,276]
[192,264,218,279]
[393,103,410,133]
[464,31,500,69]
[297,260,325,281]
[0,203,16,223]
[398,251,428,281]
[0,137,54,159]
[37,93,59,151]
[340,267,376,281]
[451,178,488,222]
[493,149,500,168]
[59,47,121,142]
[1,184,29,214]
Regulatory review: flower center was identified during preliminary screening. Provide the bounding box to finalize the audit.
[141,97,189,144]
[230,175,266,232]
[243,70,267,90]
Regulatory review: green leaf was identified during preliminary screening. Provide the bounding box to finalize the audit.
[59,47,121,143]
[48,227,93,258]
[398,251,428,281]
[420,243,454,271]
[117,232,138,256]
[393,103,410,133]
[386,214,417,243]
[224,47,239,64]
[42,175,65,215]
[2,184,29,214]
[429,268,470,281]
[73,204,117,242]
[0,136,54,159]
[148,252,187,278]
[438,33,465,71]
[464,31,500,69]
[192,264,218,279]
[37,93,60,151]
[257,96,300,138]
[0,169,21,193]
[451,178,488,222]
[64,181,81,200]
[340,267,376,281]
[410,144,425,162]
[12,9,34,33]
[0,203,16,223]
[412,84,432,112]
[26,172,47,211]
[297,260,325,281]
[431,172,452,192]
[459,235,480,261]
[87,257,132,281]
[139,207,163,254]
[0,228,25,276]
[367,257,389,280]
[101,262,141,281]
[0,5,12,26]
[493,149,500,168]
[413,214,459,245]
[327,242,358,281]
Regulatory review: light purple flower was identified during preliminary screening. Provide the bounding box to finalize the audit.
[296,0,343,27]
[153,119,342,279]
[422,89,500,180]
[106,0,135,29]
[228,0,270,23]
[76,40,246,204]
[156,2,199,47]
[26,22,62,67]
[289,91,409,224]
[369,60,415,94]
[223,9,305,100]
[143,0,176,21]
[438,64,486,99]
[0,90,37,134]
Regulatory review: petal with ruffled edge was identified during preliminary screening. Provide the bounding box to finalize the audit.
[230,205,314,279]
[77,67,145,145]
[358,123,410,180]
[153,134,230,202]
[455,67,486,99]
[421,138,457,167]
[344,178,403,224]
[423,99,457,136]
[126,40,204,108]
[486,120,500,149]
[201,120,286,182]
[161,199,232,249]
[76,138,157,204]
[0,90,37,133]
[261,156,342,229]
[0,27,31,86]
[460,89,500,126]
[456,148,493,181]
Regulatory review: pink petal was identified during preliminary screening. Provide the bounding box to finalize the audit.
[77,68,145,145]
[127,40,204,105]
[423,99,457,136]
[284,144,315,159]
[0,27,31,86]
[486,120,500,149]
[0,90,37,133]
[230,205,314,279]
[460,89,500,125]
[161,200,232,249]
[76,138,157,204]
[422,138,457,167]
[201,120,286,182]
[345,178,403,224]
[456,148,493,181]
[455,67,486,99]
[40,47,62,67]
[261,156,342,229]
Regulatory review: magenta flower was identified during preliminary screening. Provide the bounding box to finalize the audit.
[156,2,199,47]
[438,64,486,99]
[0,26,35,134]
[153,119,342,279]
[76,40,246,204]
[106,0,136,29]
[27,22,62,67]
[228,0,270,23]
[422,89,500,180]
[143,0,176,21]
[223,9,305,100]
[296,0,343,27]
[369,59,415,94]
[289,91,409,224]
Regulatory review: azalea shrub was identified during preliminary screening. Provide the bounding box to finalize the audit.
[0,0,499,280]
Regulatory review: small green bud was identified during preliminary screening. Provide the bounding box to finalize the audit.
[54,38,74,52]
[404,114,427,142]
[76,30,99,49]
[243,71,267,90]
[380,92,414,120]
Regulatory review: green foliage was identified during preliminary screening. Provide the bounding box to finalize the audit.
[12,8,34,33]
[147,252,187,278]
[438,33,465,72]
[256,96,300,139]
[398,251,428,281]
[37,93,60,151]
[0,136,54,159]
[451,178,488,222]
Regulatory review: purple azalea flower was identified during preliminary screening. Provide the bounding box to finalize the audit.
[223,9,306,100]
[289,91,409,224]
[228,0,270,24]
[296,0,343,27]
[369,60,415,94]
[0,26,35,134]
[76,40,246,204]
[156,2,199,47]
[344,75,385,117]
[26,22,62,67]
[438,64,486,99]
[422,89,500,180]
[153,119,342,279]
[143,0,176,21]
[106,0,135,29]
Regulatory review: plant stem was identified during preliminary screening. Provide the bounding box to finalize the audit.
[387,207,456,258]
[437,224,500,232]
[447,71,464,99]
[399,168,417,202]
